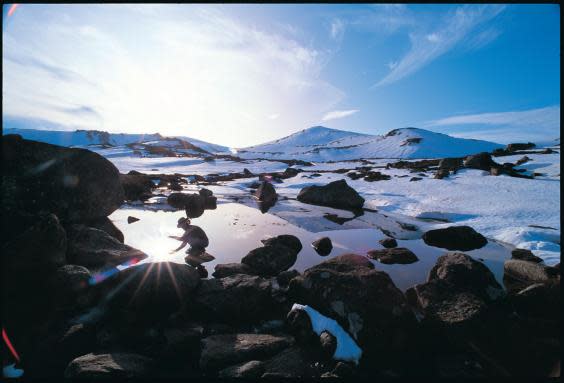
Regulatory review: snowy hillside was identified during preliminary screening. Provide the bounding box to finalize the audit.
[237,126,504,161]
[2,128,229,154]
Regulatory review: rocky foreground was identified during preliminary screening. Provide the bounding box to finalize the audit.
[1,135,560,378]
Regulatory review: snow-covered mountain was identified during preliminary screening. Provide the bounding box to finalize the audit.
[2,128,229,154]
[237,126,504,161]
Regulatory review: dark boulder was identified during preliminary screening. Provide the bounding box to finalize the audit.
[409,177,423,182]
[367,247,418,265]
[439,157,463,170]
[319,331,337,360]
[255,181,278,203]
[434,169,450,179]
[509,282,560,320]
[242,235,302,276]
[212,263,257,278]
[286,307,318,345]
[64,353,154,379]
[507,142,535,152]
[218,360,265,378]
[261,234,303,254]
[120,173,154,201]
[511,248,543,263]
[364,171,391,182]
[66,224,147,270]
[379,237,398,249]
[312,237,333,256]
[127,216,140,224]
[261,346,318,377]
[167,192,205,211]
[86,217,124,243]
[503,260,559,293]
[287,254,415,354]
[297,179,365,209]
[51,264,92,308]
[515,156,531,166]
[276,269,300,287]
[463,152,497,171]
[199,188,213,198]
[199,333,293,371]
[422,226,488,251]
[2,135,124,221]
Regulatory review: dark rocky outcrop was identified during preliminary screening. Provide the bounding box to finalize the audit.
[120,173,155,201]
[438,157,463,170]
[463,152,497,171]
[434,169,450,179]
[297,179,364,209]
[367,247,418,264]
[2,135,124,222]
[127,216,140,224]
[64,353,154,379]
[255,181,277,204]
[86,217,124,243]
[312,237,333,256]
[422,226,488,251]
[212,263,257,278]
[511,248,543,263]
[379,237,398,248]
[218,360,265,378]
[242,235,302,276]
[503,260,559,293]
[507,143,536,152]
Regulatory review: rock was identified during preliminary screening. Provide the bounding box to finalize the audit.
[168,181,183,191]
[212,263,257,278]
[507,142,535,152]
[218,360,265,378]
[422,226,488,251]
[243,168,253,176]
[428,252,504,302]
[297,179,365,209]
[515,156,531,165]
[379,237,398,248]
[312,237,333,256]
[439,157,463,170]
[286,307,317,345]
[105,262,200,318]
[332,362,354,377]
[262,346,317,377]
[434,169,450,179]
[319,331,337,359]
[255,181,277,203]
[409,177,422,182]
[66,224,147,269]
[120,173,155,201]
[242,235,302,276]
[86,217,124,243]
[167,193,206,216]
[2,135,124,221]
[127,216,140,224]
[509,282,560,321]
[503,260,559,292]
[199,188,213,198]
[64,353,154,378]
[287,254,415,353]
[276,269,300,287]
[363,171,391,182]
[511,248,543,263]
[162,323,204,358]
[199,333,293,371]
[463,152,497,171]
[490,167,502,176]
[193,274,275,322]
[282,167,300,178]
[367,248,419,265]
[51,264,92,308]
[184,253,215,267]
[203,195,217,210]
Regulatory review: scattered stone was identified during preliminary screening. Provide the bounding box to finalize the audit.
[434,169,450,179]
[212,263,257,278]
[515,156,531,166]
[127,216,140,224]
[364,171,391,182]
[511,248,543,263]
[312,237,333,256]
[297,179,365,209]
[64,353,154,379]
[422,226,488,251]
[255,181,278,204]
[379,237,398,248]
[439,157,463,170]
[367,247,419,265]
[507,142,535,152]
[276,269,300,287]
[242,235,302,276]
[463,152,497,171]
[410,177,423,182]
[120,173,155,201]
[168,181,183,191]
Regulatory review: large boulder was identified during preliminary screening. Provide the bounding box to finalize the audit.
[2,135,124,222]
[193,274,276,323]
[120,173,155,201]
[261,346,319,377]
[367,247,419,265]
[242,235,302,276]
[287,254,415,354]
[379,237,398,249]
[506,142,535,152]
[503,260,560,293]
[255,181,277,203]
[66,224,147,270]
[297,179,365,210]
[86,217,124,243]
[212,263,257,278]
[312,237,333,256]
[64,353,154,379]
[463,152,497,171]
[422,226,488,251]
[511,248,543,263]
[438,157,463,170]
[199,333,294,371]
[51,264,92,309]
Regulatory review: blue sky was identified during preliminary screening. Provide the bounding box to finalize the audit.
[2,4,560,146]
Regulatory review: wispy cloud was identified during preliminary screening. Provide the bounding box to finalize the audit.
[330,18,345,42]
[322,109,359,122]
[423,105,561,143]
[374,5,505,87]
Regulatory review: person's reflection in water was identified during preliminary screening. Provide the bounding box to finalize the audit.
[169,217,214,274]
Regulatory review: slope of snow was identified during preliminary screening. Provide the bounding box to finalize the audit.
[238,126,504,161]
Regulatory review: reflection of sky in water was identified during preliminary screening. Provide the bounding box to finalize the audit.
[109,203,511,291]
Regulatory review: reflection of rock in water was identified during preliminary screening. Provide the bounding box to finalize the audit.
[323,209,364,225]
[257,199,276,213]
[255,181,278,213]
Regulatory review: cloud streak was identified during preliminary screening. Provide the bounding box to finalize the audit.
[322,109,359,122]
[374,5,505,87]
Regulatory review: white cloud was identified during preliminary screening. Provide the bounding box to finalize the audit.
[2,4,345,147]
[322,109,359,122]
[423,106,561,143]
[374,5,505,87]
[330,18,345,42]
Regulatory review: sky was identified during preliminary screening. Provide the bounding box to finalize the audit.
[2,4,560,147]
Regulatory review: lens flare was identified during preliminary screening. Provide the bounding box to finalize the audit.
[7,4,19,17]
[2,328,20,363]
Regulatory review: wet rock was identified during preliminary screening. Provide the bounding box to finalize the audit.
[434,169,450,179]
[367,247,418,265]
[312,237,333,256]
[66,224,147,269]
[105,262,200,318]
[297,179,365,209]
[319,331,337,359]
[242,235,302,276]
[127,216,140,224]
[422,226,488,251]
[379,237,398,248]
[212,263,257,278]
[86,217,124,243]
[287,254,415,354]
[2,135,125,221]
[255,181,278,203]
[463,152,497,171]
[218,360,265,378]
[515,156,531,165]
[282,167,301,178]
[511,248,543,263]
[120,173,155,201]
[428,252,504,302]
[199,333,293,371]
[64,353,154,379]
[243,168,253,176]
[439,157,463,170]
[193,274,275,323]
[276,269,300,287]
[507,142,536,152]
[503,260,559,293]
[167,193,206,217]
